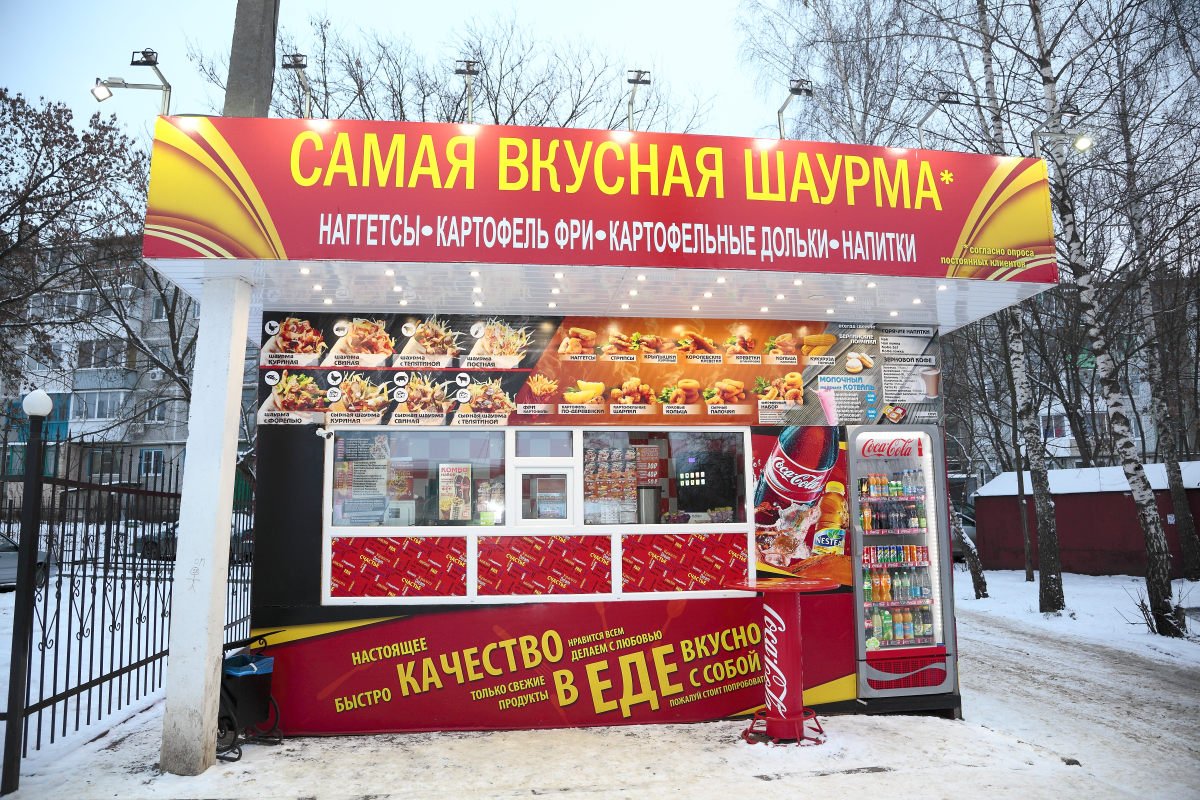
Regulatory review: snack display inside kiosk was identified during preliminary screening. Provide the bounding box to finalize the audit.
[142,115,1058,737]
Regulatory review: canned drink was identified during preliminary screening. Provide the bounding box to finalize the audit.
[907,545,916,562]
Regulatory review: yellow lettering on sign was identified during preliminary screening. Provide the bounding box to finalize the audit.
[290,131,323,187]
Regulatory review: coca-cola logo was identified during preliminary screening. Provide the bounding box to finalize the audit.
[767,455,826,492]
[761,605,789,716]
[860,438,918,458]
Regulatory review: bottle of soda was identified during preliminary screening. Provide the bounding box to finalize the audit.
[871,608,882,637]
[917,500,927,530]
[880,610,893,641]
[922,607,933,637]
[908,502,918,529]
[881,568,892,601]
[754,426,843,521]
[862,568,873,602]
[904,610,915,640]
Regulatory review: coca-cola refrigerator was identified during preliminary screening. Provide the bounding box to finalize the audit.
[847,426,957,697]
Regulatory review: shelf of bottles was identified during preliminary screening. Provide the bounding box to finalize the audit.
[859,469,937,649]
[857,469,929,536]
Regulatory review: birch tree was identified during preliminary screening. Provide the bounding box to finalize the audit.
[1025,0,1182,634]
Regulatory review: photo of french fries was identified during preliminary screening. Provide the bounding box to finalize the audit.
[657,378,703,405]
[558,326,597,355]
[754,372,805,403]
[704,378,747,405]
[609,377,656,404]
[526,373,559,403]
[800,332,838,358]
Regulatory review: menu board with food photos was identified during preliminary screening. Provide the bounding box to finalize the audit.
[257,312,942,427]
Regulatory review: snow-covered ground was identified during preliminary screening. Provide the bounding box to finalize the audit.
[4,570,1198,799]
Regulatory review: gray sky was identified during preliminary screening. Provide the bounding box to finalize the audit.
[2,1,781,140]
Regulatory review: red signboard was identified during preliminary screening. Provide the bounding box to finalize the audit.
[146,117,1055,282]
[264,598,766,734]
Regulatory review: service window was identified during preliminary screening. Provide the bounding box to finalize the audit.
[582,430,747,526]
[517,470,573,522]
[331,429,505,527]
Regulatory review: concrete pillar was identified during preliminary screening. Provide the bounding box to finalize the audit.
[222,0,280,117]
[159,277,252,774]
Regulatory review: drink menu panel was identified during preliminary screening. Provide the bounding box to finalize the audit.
[257,312,943,427]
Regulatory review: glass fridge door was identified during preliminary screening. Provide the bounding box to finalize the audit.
[849,427,949,655]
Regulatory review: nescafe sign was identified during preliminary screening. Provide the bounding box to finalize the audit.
[860,437,923,458]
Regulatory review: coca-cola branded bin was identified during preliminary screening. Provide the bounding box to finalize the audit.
[847,425,958,698]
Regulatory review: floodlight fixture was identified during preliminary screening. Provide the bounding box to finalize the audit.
[282,53,313,118]
[777,77,814,138]
[90,80,114,102]
[455,59,482,124]
[626,69,651,131]
[91,48,171,115]
[1032,126,1097,158]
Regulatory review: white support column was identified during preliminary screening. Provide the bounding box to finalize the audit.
[160,276,252,775]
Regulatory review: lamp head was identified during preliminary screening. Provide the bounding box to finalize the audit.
[1072,133,1096,152]
[91,80,113,102]
[282,53,308,70]
[937,90,961,105]
[131,48,159,67]
[22,389,53,419]
[789,78,814,97]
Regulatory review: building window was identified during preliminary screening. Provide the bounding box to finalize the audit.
[1041,413,1068,439]
[144,400,169,423]
[1083,411,1110,437]
[88,449,115,478]
[140,449,165,477]
[78,340,130,369]
[72,391,126,420]
[151,297,167,321]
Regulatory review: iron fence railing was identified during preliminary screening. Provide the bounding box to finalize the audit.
[0,437,253,756]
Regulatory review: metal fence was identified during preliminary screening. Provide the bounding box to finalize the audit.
[0,438,253,754]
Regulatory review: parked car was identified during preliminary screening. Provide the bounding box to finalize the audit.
[951,504,978,560]
[0,533,51,589]
[132,522,254,563]
[132,523,179,559]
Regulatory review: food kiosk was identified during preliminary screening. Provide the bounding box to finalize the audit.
[144,117,1056,733]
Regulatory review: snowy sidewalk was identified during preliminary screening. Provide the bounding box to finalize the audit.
[8,572,1200,799]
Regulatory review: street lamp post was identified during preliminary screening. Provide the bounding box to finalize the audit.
[626,69,650,131]
[90,49,172,115]
[1,389,53,796]
[777,78,813,139]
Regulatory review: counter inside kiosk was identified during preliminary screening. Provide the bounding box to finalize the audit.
[141,116,1058,737]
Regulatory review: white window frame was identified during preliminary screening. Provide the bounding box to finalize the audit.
[139,448,165,477]
[72,390,126,420]
[321,425,755,606]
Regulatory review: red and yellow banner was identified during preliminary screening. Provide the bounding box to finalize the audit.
[146,117,1056,282]
[260,596,856,734]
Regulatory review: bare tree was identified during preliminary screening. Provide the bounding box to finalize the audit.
[0,90,146,393]
[192,13,705,131]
